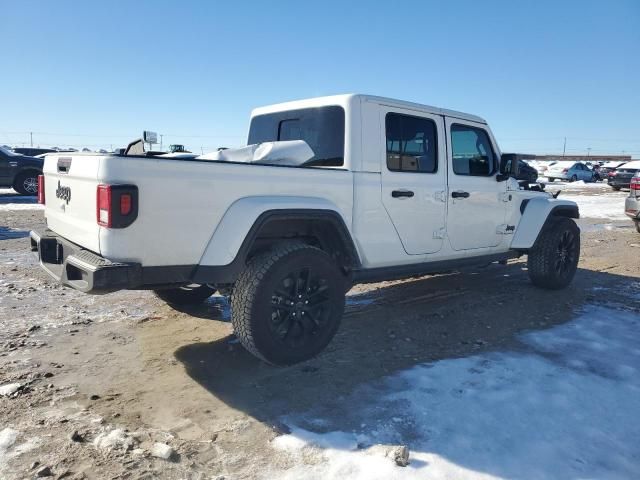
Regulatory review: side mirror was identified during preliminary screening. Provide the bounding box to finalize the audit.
[497,154,521,181]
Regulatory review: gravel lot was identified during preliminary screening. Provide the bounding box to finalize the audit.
[1,185,639,479]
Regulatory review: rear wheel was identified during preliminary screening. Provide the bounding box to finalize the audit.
[154,284,216,306]
[231,242,345,365]
[528,217,580,290]
[570,174,578,182]
[13,171,39,196]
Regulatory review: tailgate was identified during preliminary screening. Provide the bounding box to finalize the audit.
[43,154,102,253]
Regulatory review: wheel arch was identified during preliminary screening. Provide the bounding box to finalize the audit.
[511,198,579,250]
[195,197,360,283]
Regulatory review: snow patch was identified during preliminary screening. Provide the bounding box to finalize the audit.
[0,383,21,396]
[265,306,640,479]
[561,192,628,220]
[93,428,134,452]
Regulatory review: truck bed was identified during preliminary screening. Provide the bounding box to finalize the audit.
[43,154,354,267]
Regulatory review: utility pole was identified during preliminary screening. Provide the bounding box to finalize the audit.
[587,147,591,157]
[30,132,33,147]
[160,134,163,152]
[562,137,566,157]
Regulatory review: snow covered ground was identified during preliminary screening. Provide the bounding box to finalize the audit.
[539,180,628,220]
[267,303,640,479]
[0,188,42,211]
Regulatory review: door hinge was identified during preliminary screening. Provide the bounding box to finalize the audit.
[496,224,516,234]
[500,193,513,202]
[433,227,446,239]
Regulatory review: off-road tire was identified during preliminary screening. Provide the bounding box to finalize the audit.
[528,217,580,290]
[231,242,345,365]
[154,284,216,305]
[13,170,40,196]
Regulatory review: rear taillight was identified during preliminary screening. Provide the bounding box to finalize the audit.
[631,177,640,191]
[96,184,138,228]
[37,175,45,204]
[97,185,112,227]
[562,168,568,173]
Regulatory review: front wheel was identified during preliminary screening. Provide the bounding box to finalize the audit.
[547,177,555,182]
[154,284,216,306]
[570,174,578,182]
[611,186,621,191]
[231,242,345,365]
[13,171,39,196]
[528,217,580,290]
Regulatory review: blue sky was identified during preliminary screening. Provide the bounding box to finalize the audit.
[2,0,639,156]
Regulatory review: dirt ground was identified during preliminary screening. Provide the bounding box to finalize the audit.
[1,187,639,479]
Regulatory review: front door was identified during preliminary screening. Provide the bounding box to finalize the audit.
[381,108,447,254]
[445,118,506,250]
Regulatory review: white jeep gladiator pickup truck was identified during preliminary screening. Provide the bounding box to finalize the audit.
[30,94,580,365]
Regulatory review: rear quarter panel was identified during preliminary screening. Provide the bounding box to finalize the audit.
[98,157,354,266]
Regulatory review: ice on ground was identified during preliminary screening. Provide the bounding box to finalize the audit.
[93,428,135,452]
[267,306,640,480]
[0,384,21,396]
[0,428,18,452]
[151,442,175,460]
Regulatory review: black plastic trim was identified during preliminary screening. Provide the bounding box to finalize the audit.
[192,208,361,284]
[352,251,521,284]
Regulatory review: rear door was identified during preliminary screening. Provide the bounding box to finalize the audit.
[445,118,506,250]
[380,107,447,254]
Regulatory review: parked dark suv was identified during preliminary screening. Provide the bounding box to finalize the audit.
[12,147,57,157]
[0,146,44,195]
[609,161,640,191]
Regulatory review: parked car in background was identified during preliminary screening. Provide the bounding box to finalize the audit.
[13,147,57,157]
[600,161,627,180]
[625,173,640,233]
[534,161,557,176]
[609,160,640,191]
[0,145,43,195]
[545,162,595,182]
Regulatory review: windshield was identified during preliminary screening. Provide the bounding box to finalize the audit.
[0,145,20,156]
[248,106,345,167]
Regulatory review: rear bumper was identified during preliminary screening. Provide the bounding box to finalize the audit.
[609,178,632,188]
[625,196,640,221]
[30,229,142,293]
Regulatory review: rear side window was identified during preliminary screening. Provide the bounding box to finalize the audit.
[451,124,496,176]
[248,106,345,167]
[385,113,437,173]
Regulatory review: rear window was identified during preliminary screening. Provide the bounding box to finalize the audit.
[248,106,345,167]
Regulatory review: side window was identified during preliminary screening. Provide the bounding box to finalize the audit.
[451,124,496,176]
[385,113,437,173]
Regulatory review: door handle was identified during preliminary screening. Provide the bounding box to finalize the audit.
[391,190,414,198]
[451,191,470,199]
